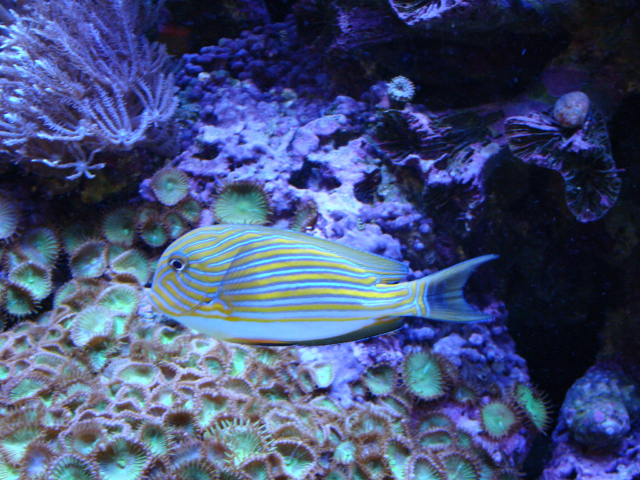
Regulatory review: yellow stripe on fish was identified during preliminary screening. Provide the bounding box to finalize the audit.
[149,225,497,346]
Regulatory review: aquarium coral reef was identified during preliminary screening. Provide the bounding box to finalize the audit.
[1,0,640,478]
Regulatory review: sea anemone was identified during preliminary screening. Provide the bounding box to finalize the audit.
[559,144,621,223]
[162,211,187,239]
[8,261,52,300]
[107,244,126,265]
[274,440,316,480]
[69,241,108,278]
[62,420,105,456]
[402,350,447,401]
[505,109,620,222]
[418,428,455,450]
[240,457,273,480]
[347,407,392,440]
[110,250,150,285]
[415,412,453,434]
[198,352,227,377]
[512,383,551,433]
[0,194,20,243]
[379,395,410,417]
[18,227,60,267]
[333,441,356,465]
[385,438,411,480]
[136,205,160,226]
[0,424,40,464]
[207,417,273,468]
[439,452,478,480]
[298,362,334,391]
[93,437,150,480]
[407,453,443,480]
[3,374,48,403]
[213,181,272,225]
[138,421,169,456]
[480,400,520,440]
[388,75,415,103]
[150,167,190,206]
[60,224,93,255]
[139,218,169,248]
[46,454,96,480]
[96,284,140,317]
[2,248,27,271]
[370,110,424,163]
[326,466,350,480]
[362,362,397,396]
[21,441,54,478]
[175,197,202,224]
[173,459,218,480]
[3,282,39,317]
[359,453,386,479]
[70,306,114,347]
[290,199,318,232]
[103,207,137,247]
[115,362,160,387]
[452,383,479,406]
[164,407,198,436]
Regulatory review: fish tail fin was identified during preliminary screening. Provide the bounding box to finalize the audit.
[416,254,498,323]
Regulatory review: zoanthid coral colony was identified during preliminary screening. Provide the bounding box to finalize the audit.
[0,167,553,479]
[0,313,549,480]
[0,175,202,324]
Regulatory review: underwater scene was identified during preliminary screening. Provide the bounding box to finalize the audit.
[0,0,639,478]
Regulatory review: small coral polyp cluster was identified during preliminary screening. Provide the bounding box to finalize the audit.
[0,183,202,324]
[0,218,61,321]
[0,303,544,480]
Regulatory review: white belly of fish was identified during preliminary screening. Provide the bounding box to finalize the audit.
[176,314,376,343]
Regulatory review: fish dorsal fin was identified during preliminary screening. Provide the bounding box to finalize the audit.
[210,225,408,284]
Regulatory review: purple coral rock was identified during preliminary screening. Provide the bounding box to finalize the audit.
[553,91,590,129]
[559,365,639,449]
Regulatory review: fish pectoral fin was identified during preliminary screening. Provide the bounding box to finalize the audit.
[217,247,260,305]
[178,288,215,316]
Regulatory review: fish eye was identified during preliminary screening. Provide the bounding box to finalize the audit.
[169,255,187,271]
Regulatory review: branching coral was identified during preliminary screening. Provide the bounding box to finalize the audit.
[0,0,178,182]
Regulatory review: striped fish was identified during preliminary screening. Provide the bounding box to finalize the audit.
[149,225,497,346]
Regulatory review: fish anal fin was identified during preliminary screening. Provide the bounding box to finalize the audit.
[293,317,405,346]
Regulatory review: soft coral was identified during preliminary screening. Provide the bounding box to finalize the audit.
[0,0,178,181]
